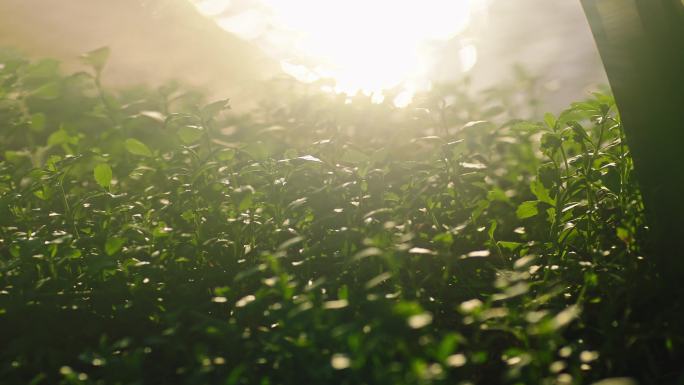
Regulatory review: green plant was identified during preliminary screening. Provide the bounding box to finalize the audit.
[0,48,678,385]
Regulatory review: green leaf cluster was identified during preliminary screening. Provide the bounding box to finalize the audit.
[0,49,667,385]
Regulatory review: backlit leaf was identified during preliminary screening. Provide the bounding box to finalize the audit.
[125,138,153,157]
[104,237,125,256]
[178,125,204,144]
[93,163,112,189]
[80,46,110,74]
[516,201,538,219]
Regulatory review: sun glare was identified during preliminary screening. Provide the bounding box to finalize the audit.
[192,0,478,106]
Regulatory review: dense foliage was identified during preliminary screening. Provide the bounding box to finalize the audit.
[0,48,679,384]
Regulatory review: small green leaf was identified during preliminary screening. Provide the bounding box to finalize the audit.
[178,125,204,144]
[516,201,539,219]
[238,194,253,211]
[125,138,153,157]
[487,188,508,202]
[340,147,369,164]
[616,227,630,243]
[393,301,424,317]
[544,112,557,129]
[105,237,125,256]
[47,127,78,148]
[530,179,554,205]
[432,232,453,247]
[93,163,112,189]
[436,333,462,361]
[540,132,562,151]
[32,81,60,100]
[498,241,522,251]
[511,121,543,132]
[487,220,498,240]
[201,99,230,120]
[80,46,110,74]
[4,150,30,163]
[242,141,272,160]
[337,285,349,300]
[153,222,172,238]
[568,121,590,142]
[30,113,46,132]
[25,59,60,80]
[216,148,236,161]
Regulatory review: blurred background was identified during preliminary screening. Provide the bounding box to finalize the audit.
[0,0,607,111]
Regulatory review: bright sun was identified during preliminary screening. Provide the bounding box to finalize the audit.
[192,0,478,106]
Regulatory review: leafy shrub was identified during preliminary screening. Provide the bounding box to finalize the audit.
[0,48,676,385]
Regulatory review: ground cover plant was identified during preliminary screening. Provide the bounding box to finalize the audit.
[1,48,682,384]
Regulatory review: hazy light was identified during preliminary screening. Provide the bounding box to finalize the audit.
[194,0,232,16]
[459,44,478,73]
[192,0,478,106]
[393,89,415,108]
[217,9,267,40]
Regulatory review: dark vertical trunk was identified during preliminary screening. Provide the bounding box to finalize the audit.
[581,0,684,279]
